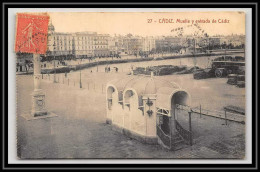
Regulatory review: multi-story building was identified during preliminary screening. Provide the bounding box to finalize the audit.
[94,34,110,57]
[47,22,74,57]
[48,22,246,58]
[155,36,185,52]
[108,36,118,56]
[54,33,74,56]
[165,37,184,47]
[73,32,96,58]
[141,36,156,53]
[123,35,142,55]
[114,35,124,54]
[48,22,105,58]
[155,37,169,52]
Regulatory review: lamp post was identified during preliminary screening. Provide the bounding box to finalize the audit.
[53,42,56,83]
[79,58,82,88]
[96,57,99,72]
[223,42,227,61]
[193,38,197,72]
[243,43,246,58]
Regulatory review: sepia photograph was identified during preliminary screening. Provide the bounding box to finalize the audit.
[9,7,252,163]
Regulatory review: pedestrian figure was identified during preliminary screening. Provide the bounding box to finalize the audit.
[131,65,134,71]
[108,67,110,72]
[91,70,92,73]
[116,67,118,73]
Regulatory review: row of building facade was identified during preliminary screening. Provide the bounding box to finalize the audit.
[47,22,245,58]
[47,23,156,58]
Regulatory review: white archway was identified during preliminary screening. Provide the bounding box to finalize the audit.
[171,90,190,132]
[123,88,139,111]
[171,91,190,111]
[107,85,116,110]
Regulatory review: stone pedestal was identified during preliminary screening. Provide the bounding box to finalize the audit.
[29,54,57,119]
[31,89,47,117]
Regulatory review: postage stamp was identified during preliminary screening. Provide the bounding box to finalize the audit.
[15,13,49,54]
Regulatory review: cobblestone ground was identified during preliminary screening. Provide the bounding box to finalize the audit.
[17,74,245,159]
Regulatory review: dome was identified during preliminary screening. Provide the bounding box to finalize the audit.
[108,75,136,92]
[107,74,180,96]
[48,21,55,32]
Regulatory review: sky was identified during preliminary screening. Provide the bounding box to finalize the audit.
[49,11,245,37]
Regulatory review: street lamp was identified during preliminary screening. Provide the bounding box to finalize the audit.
[96,56,99,72]
[79,58,82,88]
[53,42,57,83]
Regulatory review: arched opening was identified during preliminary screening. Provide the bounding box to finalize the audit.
[171,91,189,111]
[107,86,115,110]
[160,91,189,136]
[171,91,190,130]
[124,90,135,110]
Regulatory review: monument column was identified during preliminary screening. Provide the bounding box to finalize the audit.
[33,54,41,90]
[31,54,47,117]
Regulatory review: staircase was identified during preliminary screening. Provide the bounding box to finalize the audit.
[171,131,188,151]
[156,118,193,151]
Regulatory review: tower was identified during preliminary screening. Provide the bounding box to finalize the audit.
[47,20,55,55]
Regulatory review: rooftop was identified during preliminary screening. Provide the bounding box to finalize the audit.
[108,74,180,96]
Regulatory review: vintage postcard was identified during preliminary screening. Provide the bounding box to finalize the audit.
[15,10,246,159]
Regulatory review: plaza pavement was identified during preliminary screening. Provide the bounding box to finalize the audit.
[16,72,245,159]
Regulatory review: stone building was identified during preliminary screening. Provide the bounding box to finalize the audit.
[155,37,169,52]
[108,36,117,56]
[74,32,96,58]
[106,74,192,150]
[47,22,74,57]
[93,34,110,57]
[123,35,142,55]
[47,21,109,58]
[141,36,156,53]
[156,36,186,52]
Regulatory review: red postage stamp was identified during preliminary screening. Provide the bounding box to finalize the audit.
[15,13,49,54]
